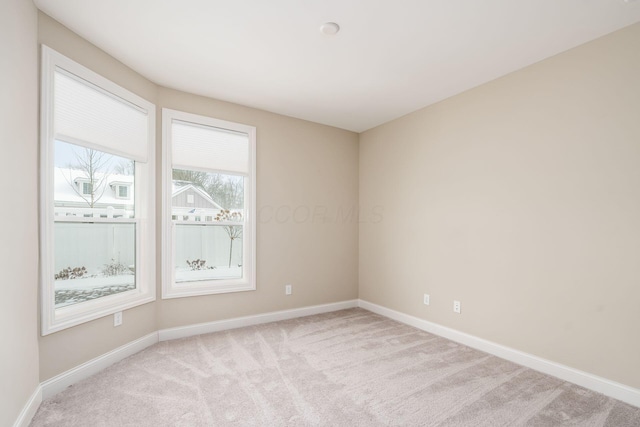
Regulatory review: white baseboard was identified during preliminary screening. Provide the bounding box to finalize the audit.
[35,299,358,410]
[158,299,359,341]
[24,297,636,427]
[358,299,640,408]
[12,385,42,427]
[40,331,158,400]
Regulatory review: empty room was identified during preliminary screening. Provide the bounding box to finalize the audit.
[2,0,640,426]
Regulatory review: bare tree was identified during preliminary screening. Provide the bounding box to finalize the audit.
[63,147,112,208]
[114,160,135,176]
[172,169,209,187]
[215,209,243,268]
[204,174,243,209]
[215,175,244,209]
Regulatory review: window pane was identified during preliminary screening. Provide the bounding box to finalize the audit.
[174,224,243,283]
[171,168,244,284]
[54,222,136,307]
[54,140,135,218]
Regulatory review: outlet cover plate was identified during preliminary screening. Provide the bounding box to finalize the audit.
[114,311,123,326]
[453,300,461,314]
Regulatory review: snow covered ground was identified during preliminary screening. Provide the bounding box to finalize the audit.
[54,274,135,307]
[175,266,242,282]
[54,267,242,308]
[55,274,134,291]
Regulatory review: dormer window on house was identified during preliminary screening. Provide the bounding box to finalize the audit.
[111,182,131,200]
[73,178,93,196]
[82,181,92,195]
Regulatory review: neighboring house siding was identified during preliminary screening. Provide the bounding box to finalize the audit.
[173,189,219,210]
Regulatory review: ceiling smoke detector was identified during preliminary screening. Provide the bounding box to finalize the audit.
[320,22,340,36]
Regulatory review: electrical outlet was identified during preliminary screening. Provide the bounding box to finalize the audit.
[423,294,430,305]
[453,300,461,314]
[285,284,292,295]
[114,311,123,326]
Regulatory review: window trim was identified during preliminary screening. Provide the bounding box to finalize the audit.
[40,45,156,335]
[161,108,256,299]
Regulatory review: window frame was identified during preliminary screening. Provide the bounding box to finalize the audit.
[161,108,256,298]
[40,45,156,335]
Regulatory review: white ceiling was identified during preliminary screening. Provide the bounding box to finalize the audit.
[34,0,640,132]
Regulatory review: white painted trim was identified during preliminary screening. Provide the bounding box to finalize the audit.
[159,299,359,341]
[358,299,640,408]
[40,332,158,399]
[12,386,42,427]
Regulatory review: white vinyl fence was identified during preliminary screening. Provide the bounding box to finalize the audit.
[174,224,243,270]
[54,222,135,275]
[53,222,242,276]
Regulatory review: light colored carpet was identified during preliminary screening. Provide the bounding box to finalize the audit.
[30,308,640,426]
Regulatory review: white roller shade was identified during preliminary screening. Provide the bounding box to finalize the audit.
[171,120,249,174]
[54,69,149,162]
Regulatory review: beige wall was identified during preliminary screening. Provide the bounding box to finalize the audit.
[359,23,640,389]
[0,0,40,424]
[36,12,359,380]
